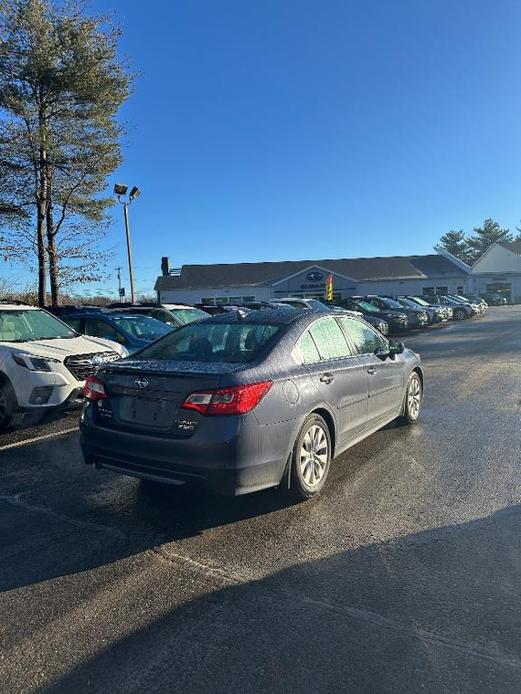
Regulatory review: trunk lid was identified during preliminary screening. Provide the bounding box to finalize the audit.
[96,359,239,434]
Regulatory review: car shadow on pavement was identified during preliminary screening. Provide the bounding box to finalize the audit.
[29,505,521,694]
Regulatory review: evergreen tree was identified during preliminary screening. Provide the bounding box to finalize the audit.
[0,0,134,305]
[465,218,513,264]
[434,230,470,263]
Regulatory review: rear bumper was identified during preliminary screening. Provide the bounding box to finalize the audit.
[79,406,289,496]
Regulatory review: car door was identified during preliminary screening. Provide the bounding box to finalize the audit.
[295,316,369,445]
[337,316,404,427]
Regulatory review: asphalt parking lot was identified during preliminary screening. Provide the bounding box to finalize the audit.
[1,306,521,693]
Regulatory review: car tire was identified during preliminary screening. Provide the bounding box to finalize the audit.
[0,380,17,431]
[289,414,332,500]
[400,372,423,424]
[454,307,466,320]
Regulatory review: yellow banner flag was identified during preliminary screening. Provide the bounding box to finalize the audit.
[325,273,333,301]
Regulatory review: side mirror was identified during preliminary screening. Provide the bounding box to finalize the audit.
[389,340,405,357]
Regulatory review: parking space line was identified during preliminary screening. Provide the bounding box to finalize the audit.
[0,427,79,452]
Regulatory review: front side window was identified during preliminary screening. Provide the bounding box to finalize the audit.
[338,316,387,355]
[85,318,119,341]
[0,309,76,342]
[308,317,351,360]
[135,322,281,363]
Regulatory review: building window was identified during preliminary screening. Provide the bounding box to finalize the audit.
[201,297,215,305]
[215,297,229,305]
[422,287,434,295]
[228,296,242,303]
[242,296,255,302]
[436,286,448,295]
[457,286,464,294]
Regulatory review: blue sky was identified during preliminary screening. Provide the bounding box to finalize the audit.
[8,0,521,297]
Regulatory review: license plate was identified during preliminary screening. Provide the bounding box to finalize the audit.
[119,398,173,429]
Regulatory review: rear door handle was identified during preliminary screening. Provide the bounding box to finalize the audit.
[320,372,334,384]
[366,366,376,375]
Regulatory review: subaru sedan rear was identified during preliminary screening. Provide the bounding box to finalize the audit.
[80,310,423,499]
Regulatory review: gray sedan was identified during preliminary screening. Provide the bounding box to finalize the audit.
[80,309,423,500]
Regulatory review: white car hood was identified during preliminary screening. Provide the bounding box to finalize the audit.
[0,335,126,361]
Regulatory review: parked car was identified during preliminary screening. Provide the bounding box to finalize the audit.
[342,297,409,332]
[391,296,447,324]
[423,294,477,320]
[479,292,507,306]
[80,309,423,499]
[406,296,453,321]
[275,297,331,311]
[105,302,183,328]
[273,298,390,335]
[464,295,489,308]
[366,296,429,328]
[0,302,126,429]
[448,295,486,314]
[58,309,174,354]
[151,303,209,324]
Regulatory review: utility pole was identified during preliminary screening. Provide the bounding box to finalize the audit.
[114,184,141,305]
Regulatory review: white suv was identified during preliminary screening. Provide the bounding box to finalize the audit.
[0,303,128,429]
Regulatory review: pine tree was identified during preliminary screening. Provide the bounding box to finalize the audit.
[434,230,470,263]
[465,219,513,264]
[0,0,134,305]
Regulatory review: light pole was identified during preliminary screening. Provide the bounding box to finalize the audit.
[114,183,141,304]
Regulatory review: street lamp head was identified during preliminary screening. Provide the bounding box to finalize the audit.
[129,186,141,200]
[114,183,128,196]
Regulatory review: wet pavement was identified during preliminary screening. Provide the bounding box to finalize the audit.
[1,307,520,693]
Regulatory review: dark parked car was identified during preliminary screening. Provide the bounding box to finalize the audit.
[390,296,448,324]
[80,309,423,499]
[405,296,453,321]
[59,310,173,354]
[367,296,429,328]
[479,292,507,306]
[342,298,409,333]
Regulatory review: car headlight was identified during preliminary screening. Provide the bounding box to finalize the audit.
[12,352,61,372]
[389,312,406,319]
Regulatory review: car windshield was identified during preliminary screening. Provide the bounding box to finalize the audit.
[112,315,173,340]
[0,309,76,342]
[379,297,402,309]
[169,307,209,324]
[358,301,381,312]
[135,321,281,363]
[398,298,418,308]
[410,297,430,306]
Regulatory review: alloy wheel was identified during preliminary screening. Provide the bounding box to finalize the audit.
[407,376,422,420]
[299,423,329,489]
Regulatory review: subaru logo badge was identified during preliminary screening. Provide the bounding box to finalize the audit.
[134,377,149,389]
[306,271,324,282]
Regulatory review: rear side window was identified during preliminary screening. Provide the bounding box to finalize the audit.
[294,330,321,364]
[135,322,281,363]
[338,316,387,355]
[308,317,352,360]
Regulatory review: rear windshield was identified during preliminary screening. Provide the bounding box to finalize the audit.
[112,315,173,340]
[169,307,209,324]
[134,322,281,363]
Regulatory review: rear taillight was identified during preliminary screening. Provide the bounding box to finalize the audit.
[182,381,272,416]
[82,375,107,401]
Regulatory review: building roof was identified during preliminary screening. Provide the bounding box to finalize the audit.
[155,254,468,291]
[498,240,521,254]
